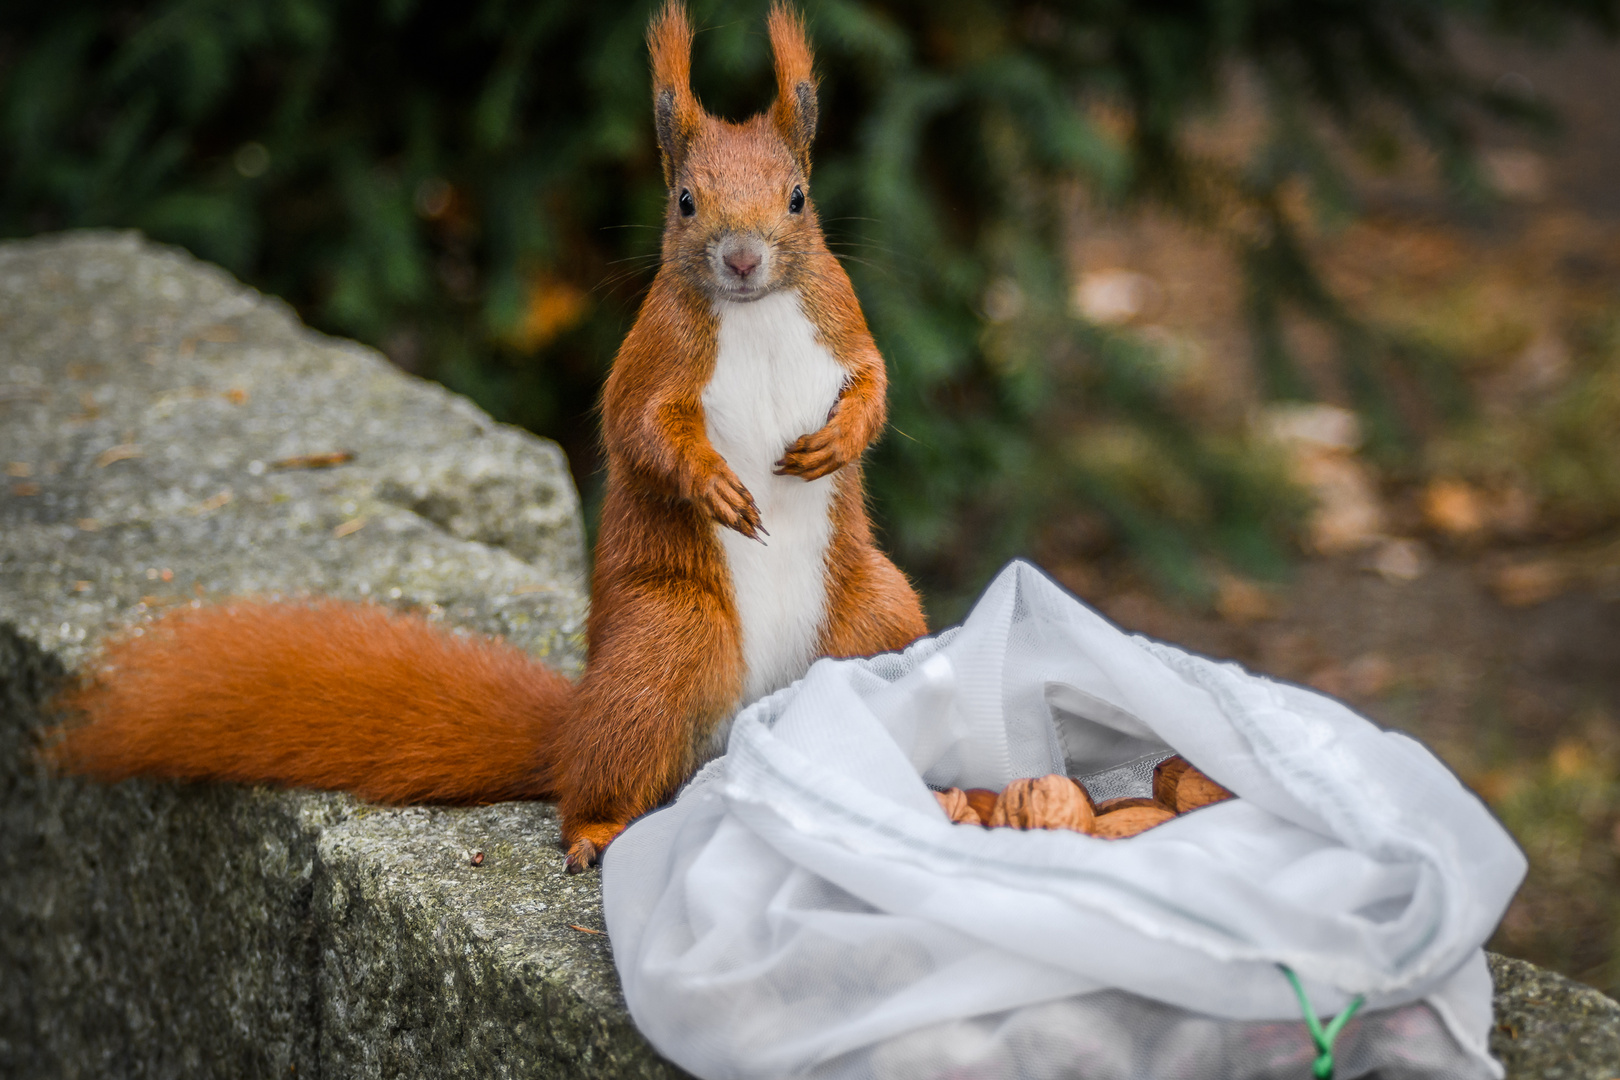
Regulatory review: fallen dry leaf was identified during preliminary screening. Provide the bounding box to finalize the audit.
[1343,652,1396,697]
[9,481,41,496]
[333,518,367,538]
[1424,479,1487,538]
[272,451,355,470]
[1467,768,1525,805]
[1482,147,1548,201]
[94,444,143,468]
[1215,574,1278,624]
[1369,537,1431,583]
[1072,269,1161,325]
[1551,739,1592,780]
[1490,560,1568,607]
[1261,403,1362,453]
[1307,663,1348,697]
[193,490,233,514]
[1298,453,1387,554]
[1260,404,1385,554]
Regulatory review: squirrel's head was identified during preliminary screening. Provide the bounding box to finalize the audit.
[649,3,821,304]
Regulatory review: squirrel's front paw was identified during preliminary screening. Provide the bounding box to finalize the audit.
[694,466,765,540]
[775,422,855,481]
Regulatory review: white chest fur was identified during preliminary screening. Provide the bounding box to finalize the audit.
[703,289,847,707]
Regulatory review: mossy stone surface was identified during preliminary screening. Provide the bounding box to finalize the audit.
[0,232,683,1078]
[1489,953,1620,1079]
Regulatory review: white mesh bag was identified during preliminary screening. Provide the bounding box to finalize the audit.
[602,561,1526,1079]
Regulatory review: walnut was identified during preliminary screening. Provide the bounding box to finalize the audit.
[1153,755,1234,814]
[962,788,1000,823]
[1094,796,1173,814]
[934,787,983,826]
[1091,804,1177,839]
[988,775,1095,833]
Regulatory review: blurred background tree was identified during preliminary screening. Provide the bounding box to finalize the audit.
[4,0,1614,616]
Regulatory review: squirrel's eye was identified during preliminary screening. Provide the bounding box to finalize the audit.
[678,189,695,217]
[788,185,805,214]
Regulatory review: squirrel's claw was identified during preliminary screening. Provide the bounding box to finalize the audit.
[697,467,767,540]
[729,494,766,542]
[565,838,599,874]
[776,452,840,480]
[775,426,852,480]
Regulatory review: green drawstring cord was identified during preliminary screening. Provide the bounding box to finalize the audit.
[1279,966,1366,1080]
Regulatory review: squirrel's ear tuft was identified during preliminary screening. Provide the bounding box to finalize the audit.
[649,2,703,184]
[768,4,817,172]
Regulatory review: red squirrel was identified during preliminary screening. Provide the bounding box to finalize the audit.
[52,2,928,873]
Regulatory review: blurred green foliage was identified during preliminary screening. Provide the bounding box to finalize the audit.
[1484,723,1620,995]
[1431,316,1620,538]
[2,0,1615,614]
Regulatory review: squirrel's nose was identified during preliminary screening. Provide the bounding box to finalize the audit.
[723,251,761,279]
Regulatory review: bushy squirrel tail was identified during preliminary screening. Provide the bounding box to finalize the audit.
[49,600,572,804]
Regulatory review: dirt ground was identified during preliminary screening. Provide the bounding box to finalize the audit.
[1049,31,1620,995]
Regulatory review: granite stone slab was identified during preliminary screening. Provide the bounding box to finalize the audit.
[0,231,683,1078]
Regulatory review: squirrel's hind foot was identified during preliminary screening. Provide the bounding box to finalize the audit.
[563,821,626,873]
[564,838,599,874]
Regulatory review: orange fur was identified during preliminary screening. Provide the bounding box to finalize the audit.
[767,4,817,169]
[53,601,570,804]
[649,2,703,184]
[51,3,927,873]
